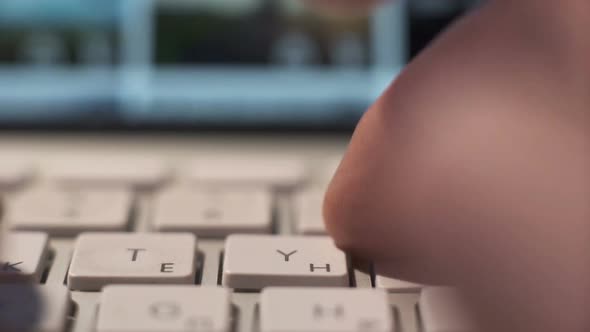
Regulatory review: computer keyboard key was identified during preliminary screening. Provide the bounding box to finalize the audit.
[97,285,231,332]
[293,189,327,235]
[153,187,272,237]
[7,188,132,236]
[0,160,34,190]
[222,235,348,289]
[0,284,70,332]
[0,232,49,282]
[375,275,422,293]
[260,288,394,332]
[45,156,170,189]
[189,157,306,189]
[68,233,196,291]
[419,287,476,332]
[319,158,342,183]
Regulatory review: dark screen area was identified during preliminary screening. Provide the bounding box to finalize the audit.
[407,0,475,59]
[154,1,371,67]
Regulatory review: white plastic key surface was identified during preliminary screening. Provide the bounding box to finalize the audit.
[0,160,34,189]
[45,156,170,189]
[68,233,197,291]
[188,157,306,189]
[260,288,394,332]
[293,189,327,235]
[7,187,132,236]
[375,275,422,293]
[97,285,231,332]
[0,284,70,332]
[153,187,272,237]
[222,235,348,289]
[319,158,342,183]
[419,287,476,332]
[0,232,48,282]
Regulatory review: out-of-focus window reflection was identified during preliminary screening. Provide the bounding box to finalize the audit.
[0,0,119,66]
[154,0,371,68]
[0,0,412,128]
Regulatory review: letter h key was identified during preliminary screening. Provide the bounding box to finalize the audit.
[222,235,348,289]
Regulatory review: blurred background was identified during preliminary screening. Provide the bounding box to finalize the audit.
[0,0,479,131]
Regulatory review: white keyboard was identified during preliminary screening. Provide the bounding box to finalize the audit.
[0,154,470,332]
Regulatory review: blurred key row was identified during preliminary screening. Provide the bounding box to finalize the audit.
[0,285,474,332]
[0,156,318,191]
[0,232,420,293]
[3,186,327,237]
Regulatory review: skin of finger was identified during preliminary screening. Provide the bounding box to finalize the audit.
[323,1,590,331]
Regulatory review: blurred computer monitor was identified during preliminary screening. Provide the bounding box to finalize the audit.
[0,0,476,130]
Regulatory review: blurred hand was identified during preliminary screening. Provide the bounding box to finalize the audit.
[321,1,590,331]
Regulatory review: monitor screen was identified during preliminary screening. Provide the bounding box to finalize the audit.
[154,0,371,67]
[0,0,406,130]
[0,0,120,65]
